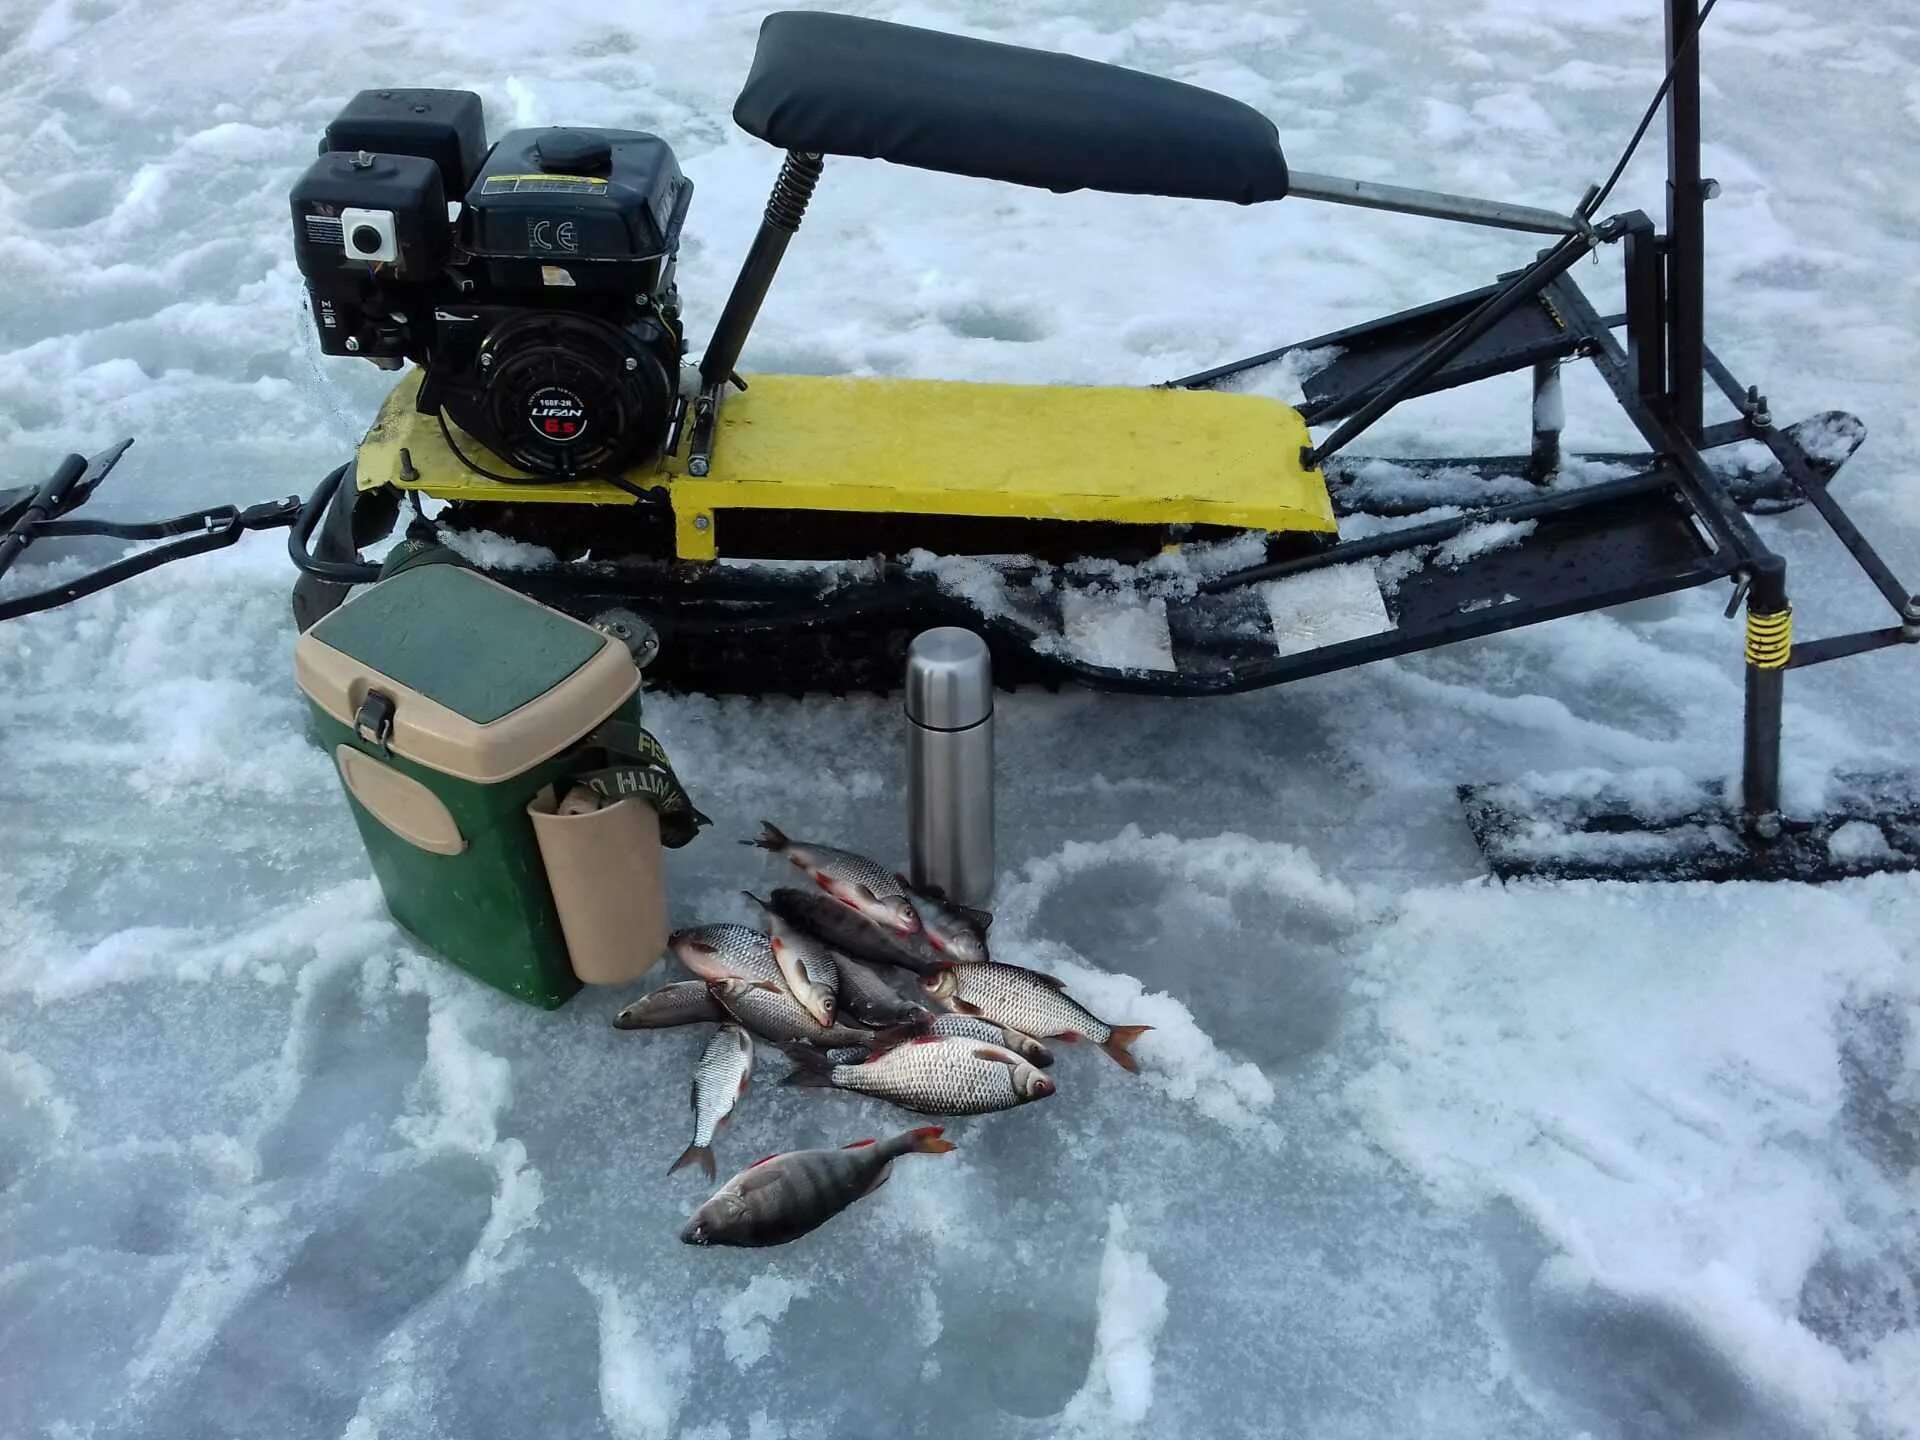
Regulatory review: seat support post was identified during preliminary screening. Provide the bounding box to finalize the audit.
[689,152,824,474]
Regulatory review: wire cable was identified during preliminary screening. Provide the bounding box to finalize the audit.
[436,410,655,501]
[1581,0,1723,217]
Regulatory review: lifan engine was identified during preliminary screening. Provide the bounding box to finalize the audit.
[291,89,690,478]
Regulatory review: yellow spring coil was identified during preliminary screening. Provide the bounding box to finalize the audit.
[1746,606,1793,669]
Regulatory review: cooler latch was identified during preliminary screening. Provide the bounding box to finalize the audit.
[354,689,397,755]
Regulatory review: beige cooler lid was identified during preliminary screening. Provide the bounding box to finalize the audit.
[295,568,639,784]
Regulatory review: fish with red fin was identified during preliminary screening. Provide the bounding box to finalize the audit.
[670,1024,753,1181]
[784,1035,1054,1115]
[669,924,781,985]
[765,887,948,977]
[613,981,727,1031]
[893,873,992,963]
[742,890,840,1025]
[745,823,922,936]
[681,1127,957,1247]
[923,962,1150,1072]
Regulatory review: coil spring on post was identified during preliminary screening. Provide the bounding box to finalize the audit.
[766,152,824,231]
[1745,606,1793,669]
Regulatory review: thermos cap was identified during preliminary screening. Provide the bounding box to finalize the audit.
[905,627,993,730]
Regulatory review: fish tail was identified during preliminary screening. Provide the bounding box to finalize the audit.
[781,1050,836,1088]
[905,1125,957,1155]
[669,1143,716,1180]
[745,821,789,852]
[1100,1025,1152,1074]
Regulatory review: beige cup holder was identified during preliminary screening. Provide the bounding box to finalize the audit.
[528,787,669,985]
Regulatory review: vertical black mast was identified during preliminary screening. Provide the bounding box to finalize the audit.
[1665,0,1706,440]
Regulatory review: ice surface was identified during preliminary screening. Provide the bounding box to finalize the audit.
[6,1,1920,1438]
[1057,1207,1169,1433]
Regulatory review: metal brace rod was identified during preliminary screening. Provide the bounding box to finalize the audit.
[1789,626,1918,668]
[1307,231,1600,470]
[1699,345,1917,618]
[1544,274,1766,562]
[1285,171,1581,236]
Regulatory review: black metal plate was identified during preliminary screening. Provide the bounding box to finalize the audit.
[1387,487,1716,634]
[1300,291,1583,421]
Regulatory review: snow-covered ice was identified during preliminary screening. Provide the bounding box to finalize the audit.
[4,0,1920,1437]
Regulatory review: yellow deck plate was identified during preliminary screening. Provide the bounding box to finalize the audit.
[358,369,1333,560]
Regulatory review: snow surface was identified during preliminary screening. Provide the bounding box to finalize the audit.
[4,1,1920,1438]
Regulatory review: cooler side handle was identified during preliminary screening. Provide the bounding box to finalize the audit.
[336,746,468,856]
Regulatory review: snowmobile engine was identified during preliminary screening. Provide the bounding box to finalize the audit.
[289,89,691,479]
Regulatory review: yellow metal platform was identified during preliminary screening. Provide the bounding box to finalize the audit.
[357,369,1333,560]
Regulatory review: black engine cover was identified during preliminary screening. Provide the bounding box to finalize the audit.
[429,308,678,477]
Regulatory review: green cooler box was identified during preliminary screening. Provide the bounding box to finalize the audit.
[295,564,680,1007]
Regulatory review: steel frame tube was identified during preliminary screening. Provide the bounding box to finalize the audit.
[1666,0,1707,439]
[1741,554,1788,826]
[0,452,86,579]
[1285,171,1580,236]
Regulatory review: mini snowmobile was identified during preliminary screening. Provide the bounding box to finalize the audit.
[5,4,1916,883]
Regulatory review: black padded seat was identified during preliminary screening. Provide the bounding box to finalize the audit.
[732,12,1290,204]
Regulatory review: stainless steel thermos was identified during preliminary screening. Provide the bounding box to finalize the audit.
[905,628,995,906]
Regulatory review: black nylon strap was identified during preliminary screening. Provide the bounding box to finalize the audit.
[572,720,710,847]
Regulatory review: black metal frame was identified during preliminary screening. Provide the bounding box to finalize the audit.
[1152,0,1916,841]
[10,0,1918,859]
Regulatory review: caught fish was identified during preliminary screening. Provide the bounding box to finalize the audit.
[784,1035,1055,1115]
[612,981,727,1031]
[742,891,839,1026]
[708,977,888,1050]
[925,1012,1054,1068]
[800,1028,1007,1070]
[670,924,781,985]
[893,874,992,964]
[746,823,921,935]
[922,963,1150,1073]
[672,1024,754,1180]
[766,887,948,977]
[681,1126,957,1248]
[828,952,934,1029]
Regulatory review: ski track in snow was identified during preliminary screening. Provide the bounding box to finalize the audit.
[4,0,1920,1437]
